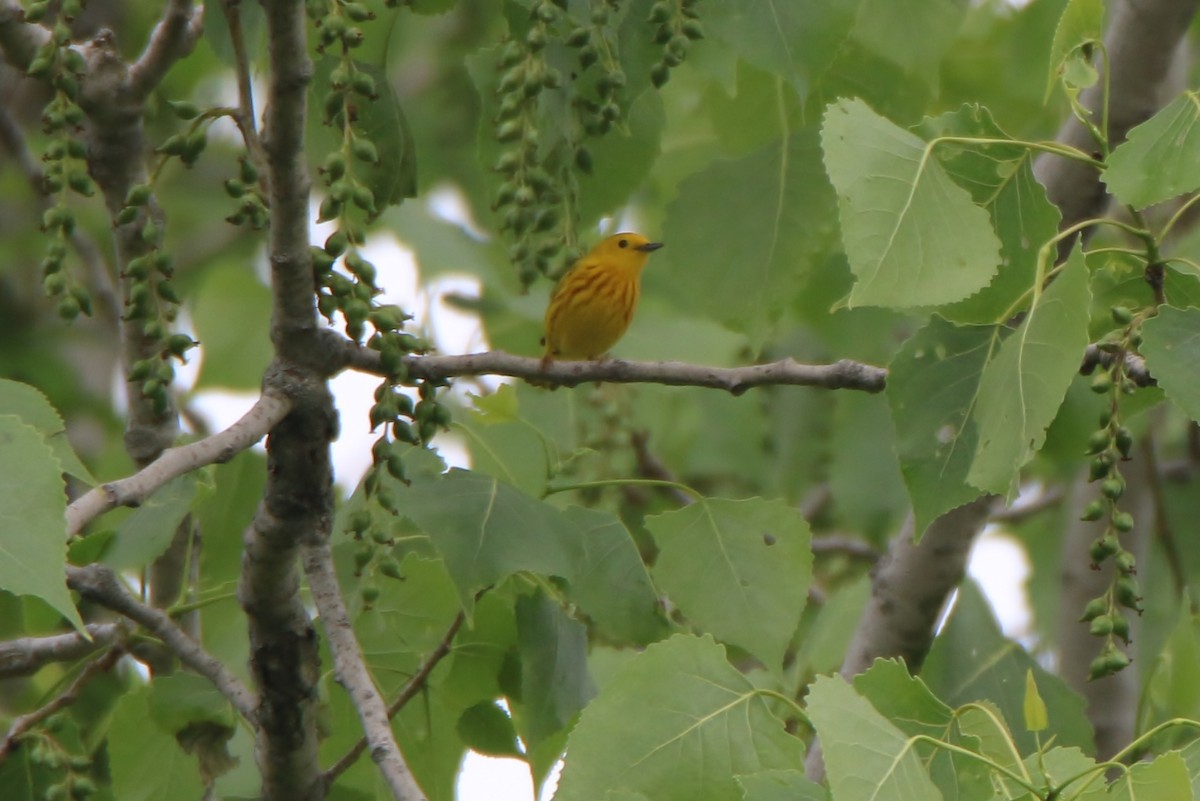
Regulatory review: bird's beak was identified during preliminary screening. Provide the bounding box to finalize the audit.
[637,242,664,252]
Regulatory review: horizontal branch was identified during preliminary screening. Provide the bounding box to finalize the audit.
[65,392,291,537]
[0,623,125,678]
[341,346,888,395]
[128,0,202,99]
[66,564,257,721]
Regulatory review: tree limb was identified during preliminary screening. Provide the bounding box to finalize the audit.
[128,0,202,99]
[341,346,888,395]
[0,623,125,679]
[323,612,465,788]
[303,543,425,801]
[65,392,291,537]
[66,564,257,721]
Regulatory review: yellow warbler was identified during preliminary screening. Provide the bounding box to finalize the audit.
[540,232,664,368]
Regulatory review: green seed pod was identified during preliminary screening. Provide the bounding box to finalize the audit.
[143,319,166,341]
[681,19,704,39]
[66,139,86,159]
[1085,429,1110,455]
[224,178,246,198]
[344,2,374,21]
[650,62,670,88]
[158,133,187,156]
[23,2,48,23]
[62,103,84,126]
[1079,597,1107,622]
[1114,549,1137,575]
[1111,612,1130,642]
[67,170,94,196]
[648,1,671,23]
[1101,477,1124,500]
[498,40,523,69]
[42,272,66,296]
[323,90,344,121]
[353,546,372,571]
[1112,511,1134,533]
[26,55,53,79]
[1089,533,1119,563]
[1114,427,1133,458]
[1088,614,1112,636]
[1080,500,1104,521]
[567,27,591,47]
[351,72,377,97]
[526,25,547,51]
[536,2,556,23]
[1110,305,1133,325]
[578,43,598,68]
[1088,453,1112,481]
[156,281,180,303]
[360,583,380,604]
[169,100,201,120]
[1114,576,1141,610]
[1090,372,1112,393]
[542,68,562,89]
[378,556,404,579]
[392,420,418,444]
[317,293,339,319]
[317,194,342,222]
[125,255,150,280]
[71,285,91,316]
[496,120,523,143]
[498,65,525,94]
[57,294,80,321]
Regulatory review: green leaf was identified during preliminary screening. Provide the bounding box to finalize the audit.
[967,243,1091,498]
[456,702,521,758]
[553,635,806,801]
[822,98,1002,309]
[514,590,596,749]
[0,378,93,484]
[399,469,583,613]
[1046,0,1104,100]
[109,685,205,801]
[0,416,83,632]
[1141,306,1200,422]
[661,128,837,347]
[919,105,1062,325]
[704,0,857,101]
[562,506,668,646]
[887,318,992,537]
[1109,751,1191,801]
[735,770,826,801]
[850,0,965,88]
[646,497,811,669]
[149,672,236,733]
[103,474,198,570]
[193,262,271,390]
[351,61,419,208]
[922,581,1092,756]
[1104,93,1200,209]
[577,90,665,222]
[829,393,907,539]
[806,673,943,801]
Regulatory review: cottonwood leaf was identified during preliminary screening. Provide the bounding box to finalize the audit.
[1140,306,1200,422]
[822,98,1002,308]
[1104,93,1200,209]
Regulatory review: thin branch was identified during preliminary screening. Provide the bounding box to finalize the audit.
[630,430,694,507]
[0,647,122,764]
[303,544,425,800]
[341,346,889,395]
[66,564,257,721]
[988,486,1065,524]
[0,103,120,322]
[0,0,50,69]
[323,612,465,788]
[217,0,263,156]
[811,535,881,562]
[0,623,125,678]
[66,392,291,537]
[128,0,202,99]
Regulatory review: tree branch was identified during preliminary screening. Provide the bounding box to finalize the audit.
[0,0,50,69]
[341,346,888,395]
[0,647,123,765]
[0,623,125,679]
[65,564,257,721]
[323,612,465,788]
[66,392,291,537]
[128,0,202,99]
[303,544,425,801]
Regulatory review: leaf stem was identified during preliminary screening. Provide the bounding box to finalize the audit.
[543,477,703,500]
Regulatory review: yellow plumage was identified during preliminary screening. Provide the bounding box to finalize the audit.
[540,232,663,367]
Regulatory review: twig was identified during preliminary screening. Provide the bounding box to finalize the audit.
[217,0,262,156]
[0,623,125,679]
[0,647,122,764]
[128,0,202,99]
[323,612,465,788]
[65,392,291,537]
[988,486,1066,524]
[811,535,881,562]
[630,431,694,507]
[0,0,50,69]
[66,564,257,721]
[304,544,425,800]
[340,345,889,395]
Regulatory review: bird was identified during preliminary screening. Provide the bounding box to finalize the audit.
[539,232,664,373]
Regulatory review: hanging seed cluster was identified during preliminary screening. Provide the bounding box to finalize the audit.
[308,0,452,508]
[18,712,97,801]
[490,0,703,288]
[647,0,703,88]
[26,10,96,322]
[1078,303,1145,680]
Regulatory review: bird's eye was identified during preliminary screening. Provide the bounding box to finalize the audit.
[618,239,628,248]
